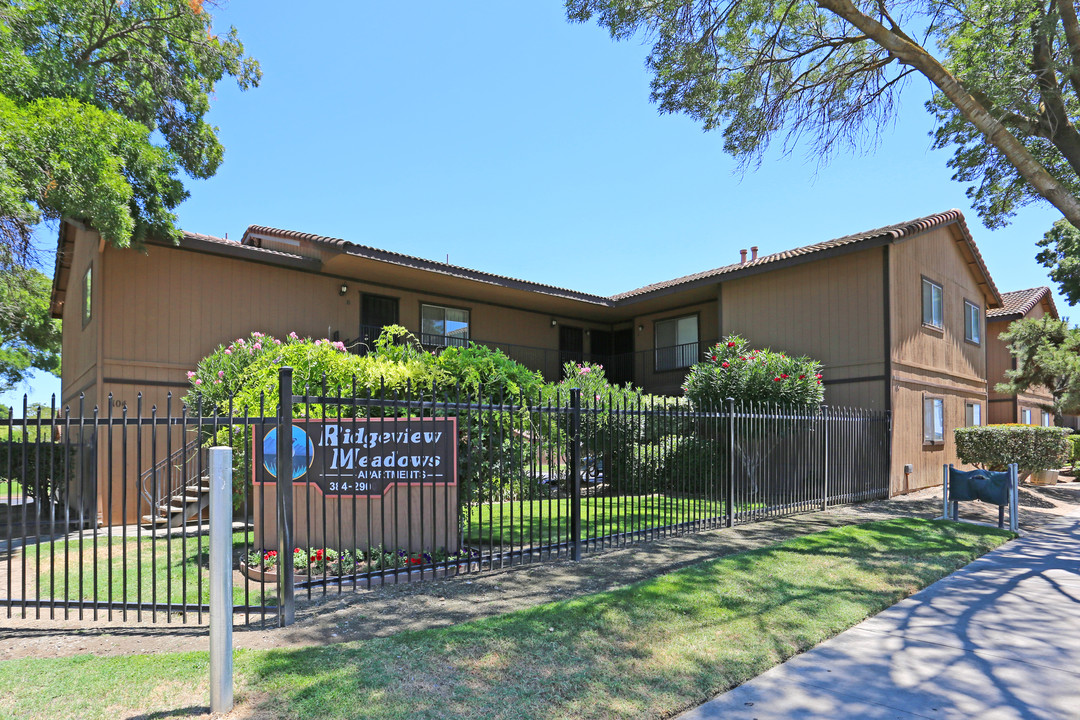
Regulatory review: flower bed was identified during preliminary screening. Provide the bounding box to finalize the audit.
[241,545,479,586]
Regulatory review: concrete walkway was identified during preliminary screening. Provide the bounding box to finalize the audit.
[679,512,1080,720]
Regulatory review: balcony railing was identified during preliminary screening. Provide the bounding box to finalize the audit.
[346,324,717,393]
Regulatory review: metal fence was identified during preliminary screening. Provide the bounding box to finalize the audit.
[0,369,890,625]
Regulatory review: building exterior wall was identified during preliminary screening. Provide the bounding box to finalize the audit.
[59,223,103,408]
[986,301,1055,426]
[721,246,888,411]
[888,226,990,493]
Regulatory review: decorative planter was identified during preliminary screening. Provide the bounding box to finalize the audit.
[238,561,307,586]
[1030,469,1059,486]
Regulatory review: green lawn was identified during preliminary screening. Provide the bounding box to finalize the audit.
[465,494,747,547]
[0,479,22,498]
[0,518,1012,720]
[17,530,275,609]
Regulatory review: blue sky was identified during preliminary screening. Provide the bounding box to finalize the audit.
[4,1,1068,408]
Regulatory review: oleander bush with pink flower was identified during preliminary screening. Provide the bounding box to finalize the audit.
[683,334,825,409]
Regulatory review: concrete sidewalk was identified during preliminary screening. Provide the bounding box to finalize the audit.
[679,513,1080,720]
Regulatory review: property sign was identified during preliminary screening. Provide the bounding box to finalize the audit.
[254,417,457,497]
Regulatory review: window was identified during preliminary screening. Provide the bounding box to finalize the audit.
[923,396,944,444]
[654,315,698,371]
[421,304,469,347]
[1021,408,1032,425]
[922,278,943,329]
[964,300,981,344]
[1042,410,1052,427]
[965,402,982,427]
[82,265,92,328]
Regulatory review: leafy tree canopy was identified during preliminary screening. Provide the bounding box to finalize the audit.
[567,0,1080,296]
[0,265,60,395]
[997,315,1080,415]
[0,0,260,259]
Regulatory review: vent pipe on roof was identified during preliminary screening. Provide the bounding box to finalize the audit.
[739,249,747,264]
[750,246,758,261]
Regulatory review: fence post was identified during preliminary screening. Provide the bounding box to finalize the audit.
[276,367,295,627]
[568,388,582,561]
[726,398,735,528]
[209,446,234,713]
[821,405,829,511]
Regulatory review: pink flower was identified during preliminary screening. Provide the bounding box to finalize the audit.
[217,370,225,378]
[289,331,299,339]
[579,366,591,375]
[254,343,262,350]
[186,371,195,379]
[595,394,601,401]
[224,349,232,355]
[195,379,202,385]
[214,379,221,384]
[314,339,322,346]
[274,339,282,345]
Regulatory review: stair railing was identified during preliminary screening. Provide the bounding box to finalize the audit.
[140,438,204,513]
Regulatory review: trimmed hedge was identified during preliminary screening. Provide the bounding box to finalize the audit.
[0,440,77,502]
[954,424,1071,472]
[1069,435,1080,467]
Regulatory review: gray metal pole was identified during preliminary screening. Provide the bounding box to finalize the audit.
[942,464,949,520]
[209,446,234,713]
[1009,463,1019,533]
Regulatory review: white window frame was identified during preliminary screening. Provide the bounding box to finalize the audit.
[1042,410,1052,427]
[1021,408,1032,425]
[923,396,945,444]
[965,401,982,427]
[964,300,981,345]
[922,277,944,329]
[420,303,470,347]
[654,314,698,372]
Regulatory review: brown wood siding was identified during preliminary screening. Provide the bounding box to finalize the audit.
[986,301,1054,425]
[60,224,102,407]
[721,246,888,409]
[629,301,719,395]
[888,226,991,492]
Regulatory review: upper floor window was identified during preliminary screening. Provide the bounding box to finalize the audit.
[655,315,698,371]
[922,278,943,329]
[964,300,981,344]
[82,265,92,328]
[965,401,982,427]
[421,304,469,347]
[923,396,944,444]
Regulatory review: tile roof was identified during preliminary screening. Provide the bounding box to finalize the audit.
[987,287,1058,319]
[610,210,1000,304]
[241,225,614,306]
[215,210,1000,308]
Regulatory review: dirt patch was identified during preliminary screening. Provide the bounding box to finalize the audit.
[2,482,1077,662]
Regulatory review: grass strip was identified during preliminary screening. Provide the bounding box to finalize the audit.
[0,517,1012,720]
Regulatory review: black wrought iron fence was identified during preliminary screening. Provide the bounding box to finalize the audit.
[0,369,890,625]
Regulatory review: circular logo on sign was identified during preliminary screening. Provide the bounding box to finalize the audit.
[262,425,315,480]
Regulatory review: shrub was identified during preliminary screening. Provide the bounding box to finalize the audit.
[682,335,824,409]
[954,424,1071,472]
[0,439,77,504]
[1070,435,1080,467]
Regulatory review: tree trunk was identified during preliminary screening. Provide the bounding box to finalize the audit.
[817,0,1080,229]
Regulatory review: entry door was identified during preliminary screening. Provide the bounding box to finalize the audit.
[360,294,399,349]
[559,326,584,367]
[611,328,634,385]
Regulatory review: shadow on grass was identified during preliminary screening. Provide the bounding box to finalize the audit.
[240,518,1011,720]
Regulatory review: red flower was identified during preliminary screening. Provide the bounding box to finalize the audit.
[313,549,325,561]
[780,374,789,379]
[740,356,746,361]
[721,361,730,368]
[773,377,781,382]
[815,373,823,379]
[711,355,717,361]
[799,375,805,379]
[727,341,736,347]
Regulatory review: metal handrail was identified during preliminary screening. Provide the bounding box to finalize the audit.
[139,437,203,511]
